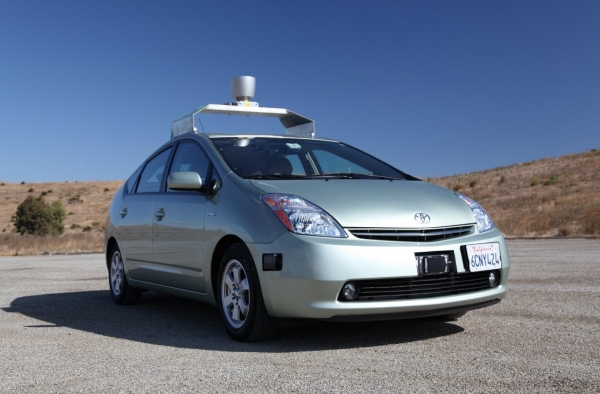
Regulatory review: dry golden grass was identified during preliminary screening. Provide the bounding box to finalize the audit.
[431,149,600,237]
[0,149,598,255]
[0,233,105,256]
[0,180,123,256]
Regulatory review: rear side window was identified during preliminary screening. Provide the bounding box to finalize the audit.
[136,147,172,193]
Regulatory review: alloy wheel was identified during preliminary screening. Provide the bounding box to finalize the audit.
[110,251,125,296]
[221,259,250,329]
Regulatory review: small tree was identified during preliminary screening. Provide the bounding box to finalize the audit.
[14,196,66,236]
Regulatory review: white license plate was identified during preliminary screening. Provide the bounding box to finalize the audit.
[465,242,501,272]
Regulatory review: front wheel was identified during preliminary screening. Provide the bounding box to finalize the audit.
[108,244,142,305]
[217,243,277,341]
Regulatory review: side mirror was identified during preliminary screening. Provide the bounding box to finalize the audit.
[167,171,203,191]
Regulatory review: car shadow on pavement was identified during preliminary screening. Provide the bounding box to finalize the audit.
[4,290,464,352]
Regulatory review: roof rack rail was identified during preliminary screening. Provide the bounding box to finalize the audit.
[171,76,315,139]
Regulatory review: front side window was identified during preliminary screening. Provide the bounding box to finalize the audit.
[167,142,211,192]
[136,147,172,193]
[210,137,415,180]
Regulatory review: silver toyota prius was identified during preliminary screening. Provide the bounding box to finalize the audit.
[105,77,509,341]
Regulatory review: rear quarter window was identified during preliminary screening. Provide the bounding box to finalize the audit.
[125,165,143,194]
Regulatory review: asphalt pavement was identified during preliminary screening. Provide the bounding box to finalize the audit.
[0,239,599,393]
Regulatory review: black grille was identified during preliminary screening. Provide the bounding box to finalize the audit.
[341,271,498,301]
[349,225,473,242]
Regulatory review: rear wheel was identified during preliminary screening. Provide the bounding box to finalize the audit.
[217,243,277,341]
[108,244,142,305]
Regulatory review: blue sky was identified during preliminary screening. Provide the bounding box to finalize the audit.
[0,1,598,183]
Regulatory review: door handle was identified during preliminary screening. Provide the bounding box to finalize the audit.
[120,208,128,218]
[155,208,165,221]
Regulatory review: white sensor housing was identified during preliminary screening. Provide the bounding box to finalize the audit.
[231,76,256,101]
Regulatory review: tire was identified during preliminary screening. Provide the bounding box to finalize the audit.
[435,312,467,321]
[217,243,278,342]
[108,244,142,305]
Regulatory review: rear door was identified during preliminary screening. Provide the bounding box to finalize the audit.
[152,141,211,293]
[118,146,173,282]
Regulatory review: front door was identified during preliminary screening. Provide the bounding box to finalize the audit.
[118,147,172,283]
[152,141,211,293]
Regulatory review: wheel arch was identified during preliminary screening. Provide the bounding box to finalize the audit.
[210,234,245,300]
[105,237,118,271]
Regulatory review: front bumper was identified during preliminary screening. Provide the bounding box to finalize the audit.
[248,228,509,320]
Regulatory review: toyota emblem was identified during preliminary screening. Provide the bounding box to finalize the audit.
[414,213,431,224]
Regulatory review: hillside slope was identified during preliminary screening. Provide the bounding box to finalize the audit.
[431,149,600,237]
[0,149,598,255]
[0,180,123,255]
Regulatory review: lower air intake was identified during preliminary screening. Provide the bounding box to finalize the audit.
[339,271,499,301]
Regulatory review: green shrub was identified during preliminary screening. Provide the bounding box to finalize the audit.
[47,190,53,193]
[70,223,81,229]
[530,176,541,187]
[67,211,74,216]
[452,184,463,192]
[13,196,66,236]
[20,181,25,185]
[28,188,34,193]
[499,175,506,184]
[103,188,110,192]
[1,183,5,186]
[41,191,47,196]
[68,194,82,204]
[82,226,93,232]
[92,221,101,227]
[469,181,477,188]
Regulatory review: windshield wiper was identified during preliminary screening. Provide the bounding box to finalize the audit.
[314,173,403,180]
[245,174,307,180]
[245,173,403,181]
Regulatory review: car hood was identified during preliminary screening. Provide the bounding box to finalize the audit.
[250,179,476,228]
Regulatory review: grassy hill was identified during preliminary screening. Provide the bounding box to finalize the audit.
[0,180,123,256]
[430,149,600,237]
[0,149,598,255]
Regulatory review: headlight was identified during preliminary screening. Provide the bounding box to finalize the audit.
[454,193,495,233]
[261,194,347,238]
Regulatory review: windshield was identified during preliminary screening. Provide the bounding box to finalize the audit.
[210,137,417,180]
